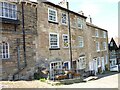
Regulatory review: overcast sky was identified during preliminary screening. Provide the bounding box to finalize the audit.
[32,0,119,39]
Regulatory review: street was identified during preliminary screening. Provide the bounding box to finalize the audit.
[0,73,119,88]
[55,73,119,88]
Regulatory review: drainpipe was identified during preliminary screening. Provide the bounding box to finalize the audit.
[67,2,73,70]
[22,2,27,66]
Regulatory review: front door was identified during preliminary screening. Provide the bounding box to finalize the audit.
[93,58,98,75]
[101,57,105,72]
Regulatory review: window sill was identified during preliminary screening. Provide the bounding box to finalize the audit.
[61,22,67,25]
[78,27,83,30]
[101,50,107,51]
[96,50,101,52]
[48,20,59,24]
[92,36,99,38]
[49,48,60,50]
[2,58,12,61]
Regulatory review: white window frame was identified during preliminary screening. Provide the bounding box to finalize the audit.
[50,61,62,79]
[103,31,107,38]
[77,18,83,29]
[105,55,108,64]
[61,12,67,25]
[0,2,17,20]
[0,42,10,59]
[96,42,100,51]
[103,42,107,50]
[48,8,57,22]
[78,36,84,48]
[77,56,86,70]
[62,34,69,48]
[110,42,113,47]
[97,57,101,67]
[95,29,99,37]
[110,59,117,67]
[49,33,59,49]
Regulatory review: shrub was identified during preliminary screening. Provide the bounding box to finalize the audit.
[40,78,46,82]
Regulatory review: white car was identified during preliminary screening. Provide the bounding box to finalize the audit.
[110,65,119,72]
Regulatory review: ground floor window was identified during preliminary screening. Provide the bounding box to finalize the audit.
[110,59,117,66]
[49,61,62,79]
[105,55,108,64]
[77,57,86,70]
[0,42,9,59]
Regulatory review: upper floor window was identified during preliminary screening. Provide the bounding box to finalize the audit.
[78,36,84,48]
[61,13,67,25]
[63,34,69,48]
[0,2,17,20]
[49,33,59,49]
[103,42,107,50]
[71,18,76,28]
[103,31,107,38]
[95,29,99,37]
[48,8,57,22]
[96,42,100,51]
[77,18,83,29]
[110,42,113,47]
[0,42,10,59]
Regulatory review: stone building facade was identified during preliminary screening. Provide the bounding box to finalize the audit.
[86,23,109,74]
[0,0,109,80]
[0,1,37,80]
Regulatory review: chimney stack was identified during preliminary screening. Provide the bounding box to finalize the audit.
[58,0,67,9]
[89,15,92,23]
[78,11,84,16]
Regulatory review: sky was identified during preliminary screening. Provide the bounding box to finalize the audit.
[31,0,119,40]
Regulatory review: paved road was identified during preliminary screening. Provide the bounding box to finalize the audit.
[55,73,119,88]
[0,73,119,88]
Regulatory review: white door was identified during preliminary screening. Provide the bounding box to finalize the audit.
[89,61,94,71]
[93,59,98,75]
[101,57,105,72]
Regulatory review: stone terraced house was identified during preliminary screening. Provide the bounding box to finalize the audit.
[0,0,109,80]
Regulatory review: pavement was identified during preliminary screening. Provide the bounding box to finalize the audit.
[54,72,119,88]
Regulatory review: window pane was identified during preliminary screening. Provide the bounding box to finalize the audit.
[1,42,9,59]
[1,2,17,19]
[49,9,57,22]
[62,13,67,24]
[50,34,58,48]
